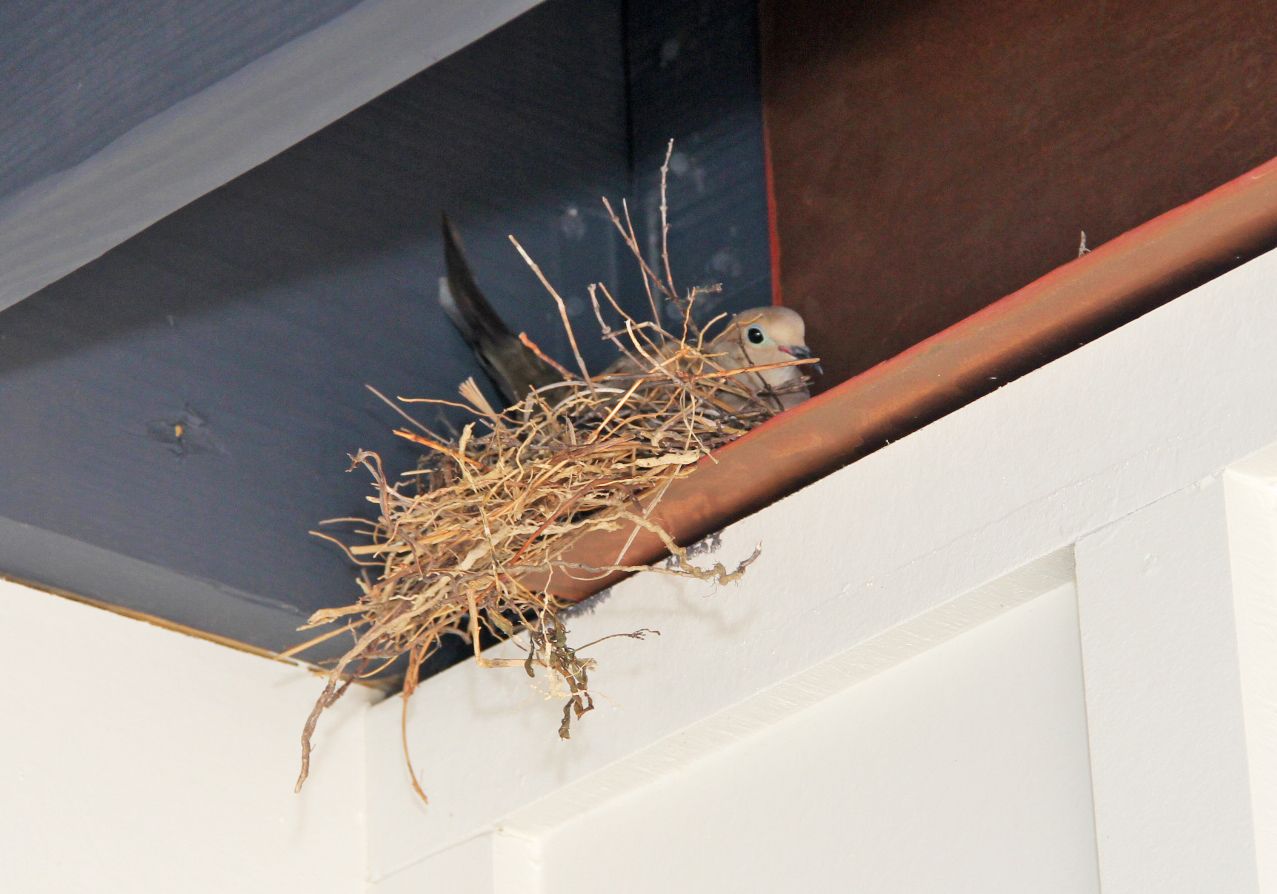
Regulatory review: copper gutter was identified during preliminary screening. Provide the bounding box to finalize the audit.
[548,155,1277,602]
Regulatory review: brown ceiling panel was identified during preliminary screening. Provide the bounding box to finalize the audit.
[549,152,1277,602]
[761,0,1277,389]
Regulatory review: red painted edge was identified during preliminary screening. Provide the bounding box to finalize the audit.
[761,98,785,308]
[757,0,785,308]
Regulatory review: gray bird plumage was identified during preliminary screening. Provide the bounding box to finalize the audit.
[440,214,560,402]
[440,216,817,410]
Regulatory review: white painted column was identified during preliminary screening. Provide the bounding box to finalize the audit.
[1225,445,1277,891]
[1076,479,1259,893]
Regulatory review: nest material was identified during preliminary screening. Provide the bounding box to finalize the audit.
[292,162,809,798]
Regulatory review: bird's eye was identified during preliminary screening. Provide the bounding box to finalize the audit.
[746,326,765,345]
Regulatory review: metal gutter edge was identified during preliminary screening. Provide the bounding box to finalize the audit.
[548,154,1277,601]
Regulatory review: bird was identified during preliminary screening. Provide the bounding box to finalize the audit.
[602,303,816,411]
[439,215,819,412]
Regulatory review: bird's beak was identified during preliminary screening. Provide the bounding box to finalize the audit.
[781,344,822,376]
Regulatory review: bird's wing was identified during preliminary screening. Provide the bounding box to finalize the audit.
[440,214,562,406]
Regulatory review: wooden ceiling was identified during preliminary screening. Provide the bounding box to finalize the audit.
[9,0,1276,675]
[762,0,1277,389]
[0,0,770,669]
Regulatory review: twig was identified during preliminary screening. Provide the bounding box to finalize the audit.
[509,236,593,387]
[658,139,677,300]
[519,332,578,381]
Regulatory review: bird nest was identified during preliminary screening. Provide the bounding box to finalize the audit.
[291,171,812,799]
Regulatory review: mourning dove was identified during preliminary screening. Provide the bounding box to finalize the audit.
[439,215,819,411]
[599,304,816,411]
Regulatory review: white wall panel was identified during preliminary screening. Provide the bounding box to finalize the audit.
[1076,480,1258,893]
[539,585,1097,894]
[0,579,371,894]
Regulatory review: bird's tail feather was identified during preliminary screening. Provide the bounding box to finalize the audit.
[440,214,561,404]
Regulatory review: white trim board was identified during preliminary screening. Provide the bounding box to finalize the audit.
[1225,447,1277,892]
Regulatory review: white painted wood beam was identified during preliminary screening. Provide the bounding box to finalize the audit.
[1225,446,1277,891]
[365,548,1074,882]
[1076,480,1259,893]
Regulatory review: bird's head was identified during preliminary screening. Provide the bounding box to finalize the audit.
[726,306,821,376]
